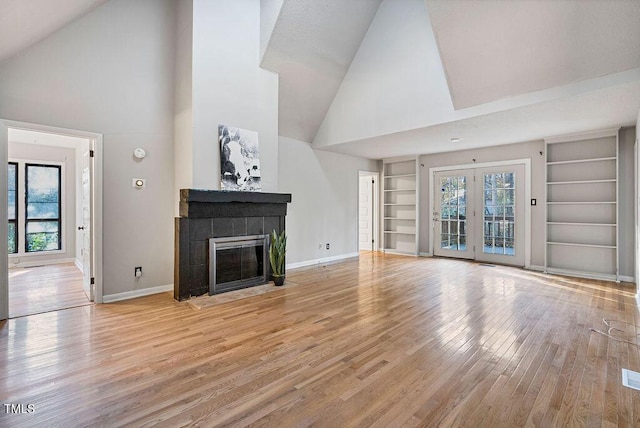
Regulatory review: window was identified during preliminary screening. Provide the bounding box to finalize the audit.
[25,164,62,252]
[8,162,17,254]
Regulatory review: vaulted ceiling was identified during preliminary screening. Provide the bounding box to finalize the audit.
[0,0,107,63]
[264,0,640,158]
[1,0,639,159]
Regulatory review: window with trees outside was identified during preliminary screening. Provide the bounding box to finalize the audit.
[25,164,62,252]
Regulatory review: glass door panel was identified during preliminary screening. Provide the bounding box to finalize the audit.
[475,165,525,266]
[434,170,474,259]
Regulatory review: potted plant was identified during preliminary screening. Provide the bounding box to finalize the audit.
[269,229,287,286]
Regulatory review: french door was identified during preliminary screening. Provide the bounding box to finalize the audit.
[434,164,525,266]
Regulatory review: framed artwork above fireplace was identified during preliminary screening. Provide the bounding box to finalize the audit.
[218,124,261,191]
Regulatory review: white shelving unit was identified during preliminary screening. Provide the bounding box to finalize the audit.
[383,158,418,255]
[544,128,619,281]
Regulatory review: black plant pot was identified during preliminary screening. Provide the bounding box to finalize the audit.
[273,275,285,286]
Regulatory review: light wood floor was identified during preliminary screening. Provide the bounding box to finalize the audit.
[1,253,639,427]
[9,263,90,318]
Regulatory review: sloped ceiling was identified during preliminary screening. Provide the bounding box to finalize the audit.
[427,0,640,109]
[261,0,382,143]
[311,0,640,158]
[0,0,107,63]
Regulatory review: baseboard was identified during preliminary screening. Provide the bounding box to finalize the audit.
[287,252,360,270]
[528,265,546,272]
[419,252,432,257]
[103,284,173,303]
[619,275,634,283]
[8,257,76,269]
[74,258,84,273]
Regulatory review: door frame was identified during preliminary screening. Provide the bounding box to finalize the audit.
[429,158,532,268]
[358,170,380,252]
[1,119,104,314]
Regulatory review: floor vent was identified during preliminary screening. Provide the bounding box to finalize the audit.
[622,369,640,391]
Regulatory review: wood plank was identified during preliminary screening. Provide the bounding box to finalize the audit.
[0,254,639,427]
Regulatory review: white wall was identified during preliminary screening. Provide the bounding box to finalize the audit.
[0,0,176,296]
[8,142,76,265]
[278,137,379,265]
[174,0,194,216]
[191,0,279,191]
[314,0,450,147]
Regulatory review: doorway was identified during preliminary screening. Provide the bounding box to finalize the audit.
[431,161,530,267]
[358,171,379,252]
[1,120,103,320]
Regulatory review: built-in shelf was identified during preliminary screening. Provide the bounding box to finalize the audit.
[547,201,615,205]
[546,156,616,166]
[547,241,616,249]
[546,222,616,227]
[384,217,415,220]
[544,130,619,281]
[547,179,616,185]
[384,173,416,178]
[383,158,418,255]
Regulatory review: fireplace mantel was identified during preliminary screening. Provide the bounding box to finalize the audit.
[174,189,292,301]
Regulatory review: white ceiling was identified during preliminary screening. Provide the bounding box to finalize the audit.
[427,0,640,109]
[0,0,107,63]
[1,0,638,161]
[261,0,382,143]
[320,79,640,159]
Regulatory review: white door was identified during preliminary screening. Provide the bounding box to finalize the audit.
[434,170,475,259]
[474,165,525,266]
[80,144,94,301]
[359,175,374,251]
[433,165,525,266]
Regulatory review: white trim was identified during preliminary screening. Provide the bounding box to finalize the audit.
[2,120,104,304]
[619,275,634,283]
[74,258,83,273]
[419,252,432,257]
[382,249,418,257]
[544,127,620,144]
[527,265,546,272]
[383,155,417,164]
[8,257,76,269]
[287,252,360,270]
[428,158,532,268]
[103,284,173,303]
[545,267,618,282]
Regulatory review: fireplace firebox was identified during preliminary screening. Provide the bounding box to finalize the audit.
[209,235,268,294]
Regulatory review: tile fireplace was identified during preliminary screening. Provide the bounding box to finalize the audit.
[174,189,291,301]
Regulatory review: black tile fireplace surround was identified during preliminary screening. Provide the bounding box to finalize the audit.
[174,189,292,301]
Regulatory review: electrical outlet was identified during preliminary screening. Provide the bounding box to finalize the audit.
[326,243,330,250]
[135,266,142,278]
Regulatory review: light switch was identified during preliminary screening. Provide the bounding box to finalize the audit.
[531,198,537,206]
